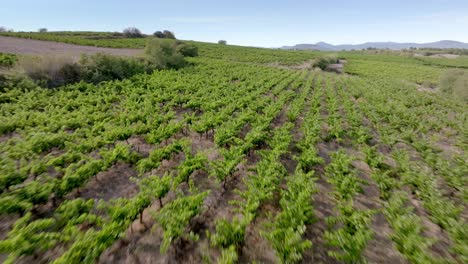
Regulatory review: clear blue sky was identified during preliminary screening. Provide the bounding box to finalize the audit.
[2,0,467,47]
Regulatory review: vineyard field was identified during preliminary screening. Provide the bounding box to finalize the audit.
[0,33,467,264]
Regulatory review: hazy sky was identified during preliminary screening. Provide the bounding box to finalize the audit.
[2,0,467,47]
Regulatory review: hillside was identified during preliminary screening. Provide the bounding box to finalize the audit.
[0,32,466,264]
[0,36,141,57]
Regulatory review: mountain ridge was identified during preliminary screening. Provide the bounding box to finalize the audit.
[281,40,468,51]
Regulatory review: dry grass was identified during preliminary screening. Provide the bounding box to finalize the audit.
[18,55,74,77]
[439,69,468,102]
[16,55,80,87]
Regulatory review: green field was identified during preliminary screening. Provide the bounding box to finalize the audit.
[0,32,467,264]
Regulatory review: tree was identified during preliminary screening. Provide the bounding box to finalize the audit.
[218,40,227,45]
[122,27,143,38]
[153,30,176,39]
[38,28,48,33]
[0,27,6,32]
[163,30,175,39]
[153,31,164,38]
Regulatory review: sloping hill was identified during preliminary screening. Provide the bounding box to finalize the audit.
[0,36,142,58]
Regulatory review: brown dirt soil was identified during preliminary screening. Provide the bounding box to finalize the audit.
[0,131,20,142]
[72,162,139,201]
[406,190,458,261]
[240,217,278,263]
[364,212,408,264]
[99,128,231,263]
[429,54,460,59]
[302,175,340,264]
[271,107,289,129]
[119,135,154,158]
[0,36,142,58]
[306,88,408,264]
[0,214,19,241]
[350,158,408,263]
[267,59,315,70]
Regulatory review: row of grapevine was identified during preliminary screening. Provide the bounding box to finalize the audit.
[337,73,466,263]
[208,73,312,262]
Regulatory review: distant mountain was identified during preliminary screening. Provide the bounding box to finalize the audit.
[281,40,468,51]
[282,43,326,51]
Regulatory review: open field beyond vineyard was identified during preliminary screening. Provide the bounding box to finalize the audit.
[0,32,467,264]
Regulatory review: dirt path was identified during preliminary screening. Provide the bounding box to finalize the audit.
[0,36,143,57]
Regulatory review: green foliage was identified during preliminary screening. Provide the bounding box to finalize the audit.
[100,143,140,166]
[29,132,67,153]
[145,38,186,69]
[146,120,183,144]
[210,218,246,249]
[219,245,238,264]
[325,203,374,263]
[138,174,172,206]
[173,152,207,186]
[210,146,243,188]
[0,53,17,68]
[313,56,338,70]
[263,168,316,263]
[153,191,209,253]
[384,192,437,264]
[137,140,187,173]
[0,158,28,192]
[79,53,149,83]
[267,226,312,264]
[53,222,122,264]
[0,195,33,214]
[59,160,105,196]
[297,146,323,170]
[177,42,199,57]
[0,213,59,264]
[325,151,365,201]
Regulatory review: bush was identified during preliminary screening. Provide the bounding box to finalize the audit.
[176,42,198,57]
[145,39,186,69]
[18,55,79,87]
[79,53,149,83]
[313,56,338,70]
[439,69,468,102]
[38,28,48,33]
[17,53,150,88]
[218,40,227,45]
[0,72,37,93]
[122,27,143,38]
[58,63,83,84]
[0,53,17,68]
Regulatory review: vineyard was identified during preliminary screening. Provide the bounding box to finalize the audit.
[0,33,467,264]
